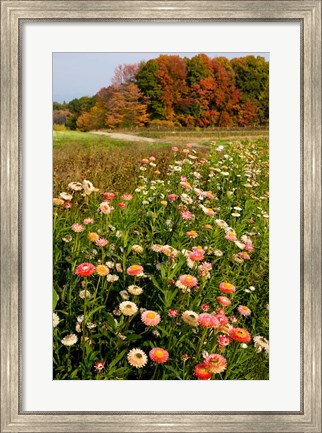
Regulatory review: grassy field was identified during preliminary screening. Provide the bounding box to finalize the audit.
[53,129,268,195]
[53,128,269,380]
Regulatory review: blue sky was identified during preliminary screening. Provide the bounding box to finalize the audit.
[53,52,269,103]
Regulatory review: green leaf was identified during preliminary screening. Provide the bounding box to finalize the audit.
[53,289,59,310]
[108,349,127,369]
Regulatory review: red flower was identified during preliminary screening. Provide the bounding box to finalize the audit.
[194,363,212,380]
[75,263,95,277]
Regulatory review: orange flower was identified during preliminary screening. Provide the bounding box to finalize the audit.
[229,327,251,343]
[219,282,236,294]
[88,232,100,242]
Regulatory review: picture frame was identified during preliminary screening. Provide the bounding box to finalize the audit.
[0,1,321,432]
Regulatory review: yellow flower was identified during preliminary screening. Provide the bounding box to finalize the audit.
[87,232,100,242]
[96,265,109,276]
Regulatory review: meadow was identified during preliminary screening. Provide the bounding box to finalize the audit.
[53,129,269,380]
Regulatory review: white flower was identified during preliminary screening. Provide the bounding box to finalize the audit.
[61,334,78,346]
[132,245,144,253]
[253,336,269,354]
[120,290,129,300]
[106,274,119,282]
[128,285,143,296]
[82,179,95,195]
[79,290,91,299]
[87,322,97,329]
[68,181,83,191]
[59,192,73,201]
[119,301,138,316]
[53,313,60,328]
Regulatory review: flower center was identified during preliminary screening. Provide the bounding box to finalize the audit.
[147,312,156,319]
[155,349,164,357]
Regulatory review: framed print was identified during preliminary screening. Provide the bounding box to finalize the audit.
[0,1,321,432]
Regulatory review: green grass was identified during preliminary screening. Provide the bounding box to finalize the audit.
[53,131,128,149]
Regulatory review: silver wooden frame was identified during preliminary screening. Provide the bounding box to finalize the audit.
[1,1,321,432]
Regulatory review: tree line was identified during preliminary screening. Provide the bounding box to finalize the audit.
[53,54,269,130]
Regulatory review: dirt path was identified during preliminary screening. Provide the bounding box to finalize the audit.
[89,130,156,143]
[89,130,209,148]
[89,130,267,149]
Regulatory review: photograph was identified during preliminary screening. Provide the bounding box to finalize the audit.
[1,0,321,431]
[52,52,270,380]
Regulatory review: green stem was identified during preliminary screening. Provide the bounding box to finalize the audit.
[195,327,208,361]
[104,283,113,305]
[223,342,239,380]
[152,364,159,380]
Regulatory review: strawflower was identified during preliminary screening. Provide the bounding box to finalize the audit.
[204,354,227,374]
[230,327,251,343]
[237,305,252,316]
[149,347,169,364]
[194,363,212,380]
[127,348,148,368]
[119,301,138,316]
[219,282,236,294]
[127,265,144,276]
[61,334,78,346]
[141,310,161,327]
[75,263,95,277]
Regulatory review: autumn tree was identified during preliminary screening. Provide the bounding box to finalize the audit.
[231,55,269,124]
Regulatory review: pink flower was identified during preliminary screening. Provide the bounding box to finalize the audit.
[217,334,231,347]
[149,347,169,364]
[118,202,126,209]
[141,310,161,326]
[214,314,228,327]
[225,233,237,241]
[71,223,84,233]
[181,176,187,182]
[172,146,179,152]
[202,304,210,312]
[185,143,193,148]
[99,202,113,214]
[182,149,190,154]
[127,265,144,276]
[186,230,198,238]
[245,242,254,251]
[83,218,94,224]
[189,247,205,262]
[149,156,156,161]
[229,315,239,324]
[103,192,115,199]
[198,313,217,328]
[181,210,195,221]
[95,238,108,247]
[121,193,133,201]
[204,354,227,374]
[239,252,250,260]
[215,307,226,315]
[219,282,236,294]
[94,361,105,372]
[141,158,149,163]
[179,274,198,287]
[180,181,192,190]
[64,202,72,209]
[217,296,231,306]
[75,263,95,277]
[168,194,179,202]
[237,305,252,316]
[168,309,179,317]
